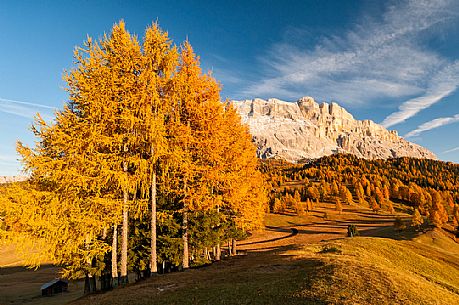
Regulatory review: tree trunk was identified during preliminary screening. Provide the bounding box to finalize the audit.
[121,187,129,284]
[120,159,129,285]
[182,209,189,269]
[84,274,91,295]
[111,225,118,287]
[150,164,158,275]
[119,140,131,284]
[89,257,97,292]
[206,248,211,261]
[84,238,95,294]
[89,274,97,293]
[215,243,221,261]
[215,204,221,261]
[182,120,190,270]
[232,239,237,256]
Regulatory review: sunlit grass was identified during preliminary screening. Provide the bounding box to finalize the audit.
[71,230,459,305]
[292,233,459,304]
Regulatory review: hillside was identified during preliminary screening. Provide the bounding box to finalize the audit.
[2,184,459,304]
[69,208,459,305]
[262,154,459,231]
[2,155,458,304]
[232,97,436,161]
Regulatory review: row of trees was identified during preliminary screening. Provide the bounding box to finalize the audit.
[262,154,459,228]
[0,21,267,289]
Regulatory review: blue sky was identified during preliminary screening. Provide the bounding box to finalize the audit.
[1,0,459,175]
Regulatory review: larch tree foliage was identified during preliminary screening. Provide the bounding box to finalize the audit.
[56,22,179,280]
[222,104,267,229]
[164,43,267,268]
[13,107,119,282]
[7,22,156,282]
[60,21,167,284]
[411,208,424,229]
[0,180,113,281]
[429,190,449,228]
[335,197,343,214]
[217,104,268,255]
[3,21,267,285]
[13,21,148,285]
[340,185,353,205]
[164,42,222,269]
[139,24,178,275]
[370,197,380,213]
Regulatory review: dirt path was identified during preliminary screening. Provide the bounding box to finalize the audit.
[240,203,402,252]
[69,204,408,305]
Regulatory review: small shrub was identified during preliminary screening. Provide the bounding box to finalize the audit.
[347,224,359,237]
[394,217,406,231]
[319,245,342,254]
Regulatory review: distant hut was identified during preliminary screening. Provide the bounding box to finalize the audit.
[41,279,68,296]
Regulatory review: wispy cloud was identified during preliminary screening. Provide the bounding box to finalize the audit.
[212,67,244,86]
[444,146,459,154]
[0,97,56,120]
[0,154,20,175]
[0,154,18,162]
[382,61,459,127]
[239,0,459,117]
[405,113,459,138]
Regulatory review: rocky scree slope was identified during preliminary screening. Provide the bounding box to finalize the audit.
[232,97,436,162]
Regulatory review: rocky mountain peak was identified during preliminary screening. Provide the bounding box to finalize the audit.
[232,97,436,162]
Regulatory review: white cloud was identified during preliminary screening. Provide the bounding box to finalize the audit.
[0,154,21,176]
[444,146,459,154]
[0,97,55,120]
[0,154,18,162]
[381,61,459,127]
[239,0,459,116]
[405,113,459,138]
[212,67,244,85]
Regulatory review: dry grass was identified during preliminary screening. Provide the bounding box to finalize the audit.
[0,246,84,305]
[70,232,459,305]
[292,232,459,305]
[70,213,459,305]
[71,248,326,305]
[2,205,459,305]
[0,245,25,268]
[0,265,85,305]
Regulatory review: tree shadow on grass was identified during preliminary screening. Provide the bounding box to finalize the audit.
[0,263,55,276]
[71,244,332,305]
[238,227,298,246]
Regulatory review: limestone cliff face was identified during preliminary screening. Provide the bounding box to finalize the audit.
[232,97,436,162]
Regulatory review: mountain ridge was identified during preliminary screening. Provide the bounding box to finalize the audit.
[232,96,436,161]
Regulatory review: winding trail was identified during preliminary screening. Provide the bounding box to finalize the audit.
[239,202,405,252]
[239,227,298,246]
[67,202,413,305]
[0,202,406,305]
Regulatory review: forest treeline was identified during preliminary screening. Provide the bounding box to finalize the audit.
[262,154,459,229]
[0,21,267,291]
